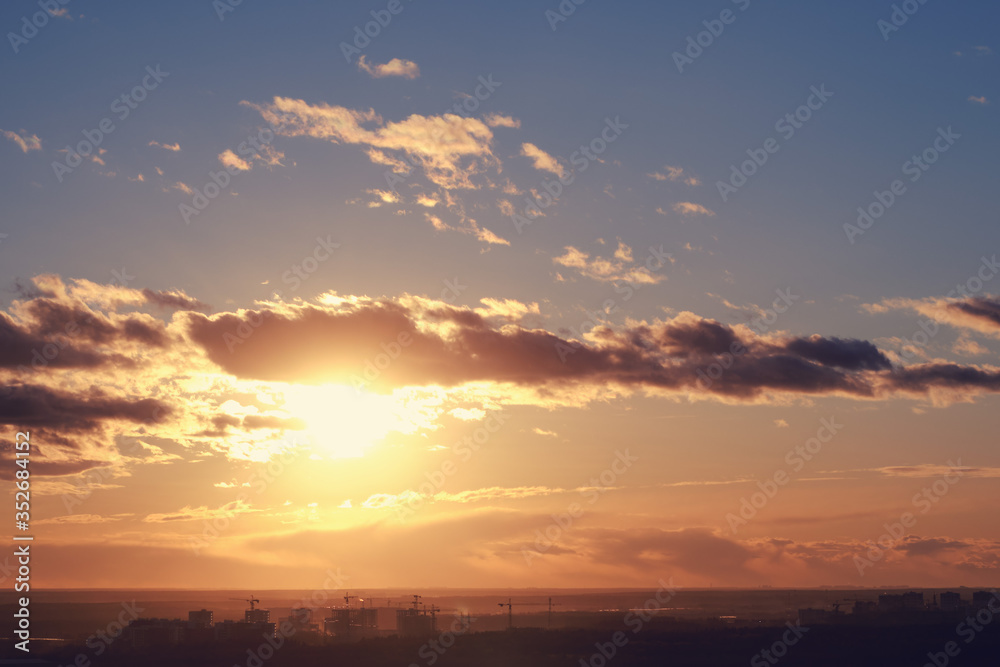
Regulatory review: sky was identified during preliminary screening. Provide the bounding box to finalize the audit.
[1,0,999,591]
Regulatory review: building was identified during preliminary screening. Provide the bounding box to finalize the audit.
[245,607,271,624]
[281,607,320,634]
[939,592,963,613]
[877,592,924,613]
[215,619,276,642]
[972,591,997,610]
[122,619,185,648]
[325,608,379,637]
[852,600,877,615]
[396,608,436,637]
[188,609,214,628]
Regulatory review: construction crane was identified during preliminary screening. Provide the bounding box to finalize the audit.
[343,592,357,608]
[411,594,423,610]
[229,596,260,611]
[498,598,513,630]
[548,597,562,628]
[512,599,563,628]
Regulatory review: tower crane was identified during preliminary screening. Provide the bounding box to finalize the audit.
[229,596,260,611]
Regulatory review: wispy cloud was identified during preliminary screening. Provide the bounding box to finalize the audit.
[357,55,420,79]
[648,165,699,186]
[521,142,564,178]
[553,241,665,285]
[1,129,41,153]
[148,140,181,151]
[673,202,715,217]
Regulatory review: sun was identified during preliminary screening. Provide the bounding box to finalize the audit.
[282,383,436,458]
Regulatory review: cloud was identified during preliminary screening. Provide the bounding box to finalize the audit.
[34,513,131,525]
[148,140,181,151]
[773,419,789,428]
[483,113,520,129]
[520,143,564,178]
[367,188,401,204]
[533,427,558,437]
[0,384,170,432]
[968,96,989,105]
[180,290,1000,405]
[647,165,699,186]
[9,273,1000,493]
[423,212,509,246]
[357,56,420,79]
[673,202,715,217]
[246,96,499,190]
[143,499,255,523]
[1,129,41,153]
[553,242,666,285]
[865,295,1000,338]
[475,298,540,323]
[218,149,251,172]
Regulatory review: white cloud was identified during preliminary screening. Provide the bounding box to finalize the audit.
[247,97,498,190]
[673,202,715,217]
[648,165,699,186]
[520,142,564,178]
[357,55,420,79]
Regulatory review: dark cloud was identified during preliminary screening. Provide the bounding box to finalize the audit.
[184,299,1000,403]
[0,313,109,370]
[897,536,971,557]
[947,296,1000,330]
[885,363,1000,393]
[783,336,891,371]
[142,288,209,312]
[0,384,171,432]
